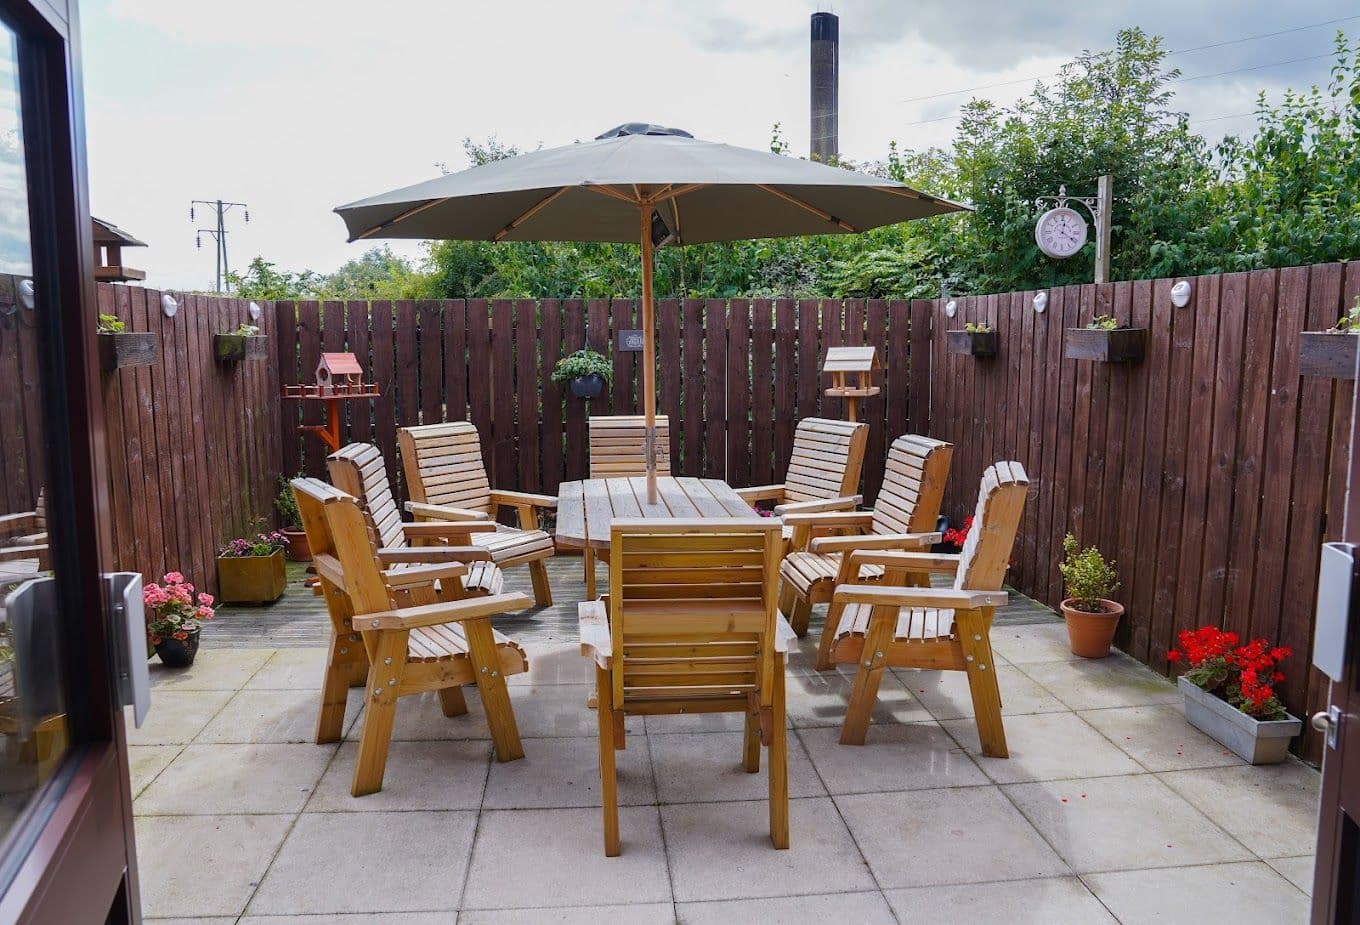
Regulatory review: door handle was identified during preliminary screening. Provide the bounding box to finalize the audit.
[1313,706,1341,749]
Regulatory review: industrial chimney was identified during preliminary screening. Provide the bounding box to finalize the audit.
[810,11,839,162]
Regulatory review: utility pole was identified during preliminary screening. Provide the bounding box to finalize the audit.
[1094,174,1113,285]
[191,199,249,293]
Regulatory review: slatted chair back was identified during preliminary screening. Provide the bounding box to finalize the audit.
[869,434,953,536]
[293,476,391,618]
[588,415,672,478]
[782,418,869,504]
[953,461,1029,593]
[608,519,783,708]
[398,422,494,516]
[327,443,405,551]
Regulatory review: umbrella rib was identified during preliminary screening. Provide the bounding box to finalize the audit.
[354,198,447,240]
[756,184,856,232]
[493,187,570,241]
[584,184,643,206]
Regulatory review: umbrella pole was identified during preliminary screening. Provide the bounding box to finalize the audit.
[640,207,658,504]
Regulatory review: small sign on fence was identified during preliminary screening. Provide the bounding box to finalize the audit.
[617,329,645,352]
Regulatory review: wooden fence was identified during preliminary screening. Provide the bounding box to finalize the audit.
[95,284,282,593]
[919,262,1360,761]
[274,298,930,505]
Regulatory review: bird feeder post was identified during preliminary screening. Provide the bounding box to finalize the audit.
[822,346,881,423]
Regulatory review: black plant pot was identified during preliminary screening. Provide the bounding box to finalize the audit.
[569,373,605,399]
[155,631,201,668]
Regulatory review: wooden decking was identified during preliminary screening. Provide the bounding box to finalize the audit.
[203,554,1061,649]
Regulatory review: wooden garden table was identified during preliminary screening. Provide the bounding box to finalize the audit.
[556,476,767,598]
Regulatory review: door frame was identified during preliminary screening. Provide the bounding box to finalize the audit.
[0,0,139,921]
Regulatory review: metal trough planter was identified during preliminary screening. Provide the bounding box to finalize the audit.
[1178,676,1302,765]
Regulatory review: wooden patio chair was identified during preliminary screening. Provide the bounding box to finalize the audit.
[581,414,672,594]
[778,434,953,656]
[0,490,46,548]
[825,461,1028,753]
[292,477,532,796]
[579,518,795,856]
[327,442,505,598]
[588,414,672,478]
[398,422,557,606]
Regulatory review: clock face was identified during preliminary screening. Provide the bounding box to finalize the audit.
[1035,207,1089,259]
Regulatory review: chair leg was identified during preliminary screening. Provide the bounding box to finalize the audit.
[768,654,789,849]
[789,596,813,638]
[352,631,406,796]
[777,580,795,620]
[584,547,596,600]
[596,666,621,857]
[438,685,469,717]
[839,609,894,746]
[317,631,366,744]
[956,609,1008,758]
[742,699,761,773]
[464,618,525,762]
[814,599,845,671]
[529,558,553,607]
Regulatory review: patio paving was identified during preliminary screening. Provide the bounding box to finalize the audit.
[138,556,1318,923]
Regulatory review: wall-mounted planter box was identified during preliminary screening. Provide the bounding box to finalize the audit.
[1298,331,1358,379]
[98,331,157,371]
[946,330,998,358]
[1065,327,1146,363]
[214,333,270,362]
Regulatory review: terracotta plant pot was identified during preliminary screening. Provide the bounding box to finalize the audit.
[216,548,287,604]
[282,528,311,562]
[1061,598,1124,658]
[155,630,200,668]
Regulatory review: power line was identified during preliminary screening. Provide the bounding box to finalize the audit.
[897,14,1358,105]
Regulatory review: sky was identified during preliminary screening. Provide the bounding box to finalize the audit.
[69,0,1359,291]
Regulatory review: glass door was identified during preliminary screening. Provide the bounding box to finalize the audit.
[0,1,140,921]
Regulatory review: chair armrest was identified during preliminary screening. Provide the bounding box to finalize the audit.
[774,495,861,516]
[382,562,469,590]
[782,510,875,527]
[402,521,497,539]
[832,583,1007,611]
[578,599,612,668]
[358,592,532,630]
[845,550,960,572]
[491,490,557,510]
[734,485,785,504]
[809,532,941,554]
[405,501,489,522]
[376,546,492,564]
[774,613,798,654]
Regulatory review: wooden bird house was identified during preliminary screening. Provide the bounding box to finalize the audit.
[316,352,364,394]
[823,346,882,422]
[92,217,147,282]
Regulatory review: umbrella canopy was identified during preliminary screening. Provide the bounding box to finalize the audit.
[335,123,969,501]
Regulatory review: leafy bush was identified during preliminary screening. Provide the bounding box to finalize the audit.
[275,477,301,529]
[97,313,125,334]
[963,322,992,333]
[1087,315,1119,331]
[551,349,612,385]
[226,323,260,337]
[1058,533,1119,611]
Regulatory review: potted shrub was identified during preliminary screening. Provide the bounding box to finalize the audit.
[946,322,998,358]
[145,571,216,668]
[551,348,612,399]
[96,313,157,371]
[1299,295,1360,379]
[1058,533,1123,658]
[275,477,310,561]
[1065,314,1146,363]
[214,323,269,362]
[1169,627,1302,764]
[216,530,288,604]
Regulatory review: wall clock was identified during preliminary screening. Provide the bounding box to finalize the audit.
[1034,206,1088,259]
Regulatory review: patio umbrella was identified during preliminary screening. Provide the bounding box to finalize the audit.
[335,123,968,502]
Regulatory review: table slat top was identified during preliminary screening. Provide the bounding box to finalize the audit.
[557,477,769,549]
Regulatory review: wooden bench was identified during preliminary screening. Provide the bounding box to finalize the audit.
[398,422,557,606]
[826,462,1029,753]
[293,477,533,796]
[778,434,953,657]
[580,518,795,855]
